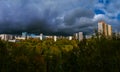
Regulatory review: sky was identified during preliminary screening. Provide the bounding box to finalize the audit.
[0,0,120,35]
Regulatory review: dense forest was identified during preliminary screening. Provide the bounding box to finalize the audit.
[0,35,120,72]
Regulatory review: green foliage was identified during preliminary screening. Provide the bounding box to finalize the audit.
[0,36,120,72]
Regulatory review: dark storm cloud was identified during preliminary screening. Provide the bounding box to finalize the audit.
[63,8,94,26]
[0,0,119,35]
[56,8,96,34]
[0,0,61,34]
[26,19,55,34]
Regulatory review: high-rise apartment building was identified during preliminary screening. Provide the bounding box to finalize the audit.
[98,21,112,36]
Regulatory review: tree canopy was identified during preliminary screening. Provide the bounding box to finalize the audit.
[0,36,120,72]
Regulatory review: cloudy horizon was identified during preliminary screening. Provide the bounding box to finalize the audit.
[0,0,120,35]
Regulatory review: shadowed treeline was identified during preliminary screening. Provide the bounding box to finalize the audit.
[0,35,120,72]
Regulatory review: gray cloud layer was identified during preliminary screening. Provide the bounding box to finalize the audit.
[0,0,119,35]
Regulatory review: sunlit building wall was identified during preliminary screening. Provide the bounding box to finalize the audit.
[108,25,112,36]
[98,21,112,36]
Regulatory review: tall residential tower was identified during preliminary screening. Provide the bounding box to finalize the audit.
[98,21,112,36]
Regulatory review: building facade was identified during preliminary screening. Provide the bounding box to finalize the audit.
[98,21,112,36]
[0,34,13,41]
[107,25,112,36]
[74,32,83,41]
[78,32,83,41]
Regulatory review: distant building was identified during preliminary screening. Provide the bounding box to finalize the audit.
[15,36,26,40]
[98,21,112,36]
[78,32,83,41]
[40,33,43,40]
[54,36,57,42]
[74,33,78,40]
[107,25,112,36]
[0,34,19,42]
[0,34,13,41]
[45,36,53,39]
[85,35,92,39]
[22,32,27,39]
[68,36,72,40]
[73,32,83,41]
[30,34,36,38]
[8,40,19,43]
[98,21,106,36]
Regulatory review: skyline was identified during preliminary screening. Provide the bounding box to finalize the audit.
[0,0,120,35]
